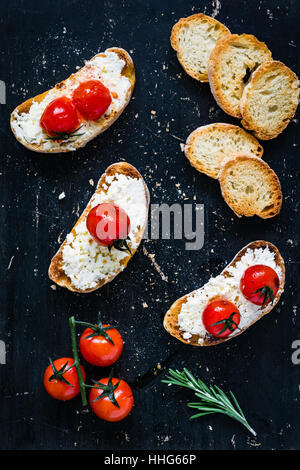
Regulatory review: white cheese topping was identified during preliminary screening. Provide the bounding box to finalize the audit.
[178,247,283,342]
[11,51,131,151]
[62,173,147,291]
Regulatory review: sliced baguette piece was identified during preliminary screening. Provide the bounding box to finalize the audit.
[49,162,149,293]
[10,48,135,153]
[184,123,264,179]
[208,34,272,118]
[240,61,300,140]
[218,154,282,218]
[164,240,285,347]
[170,13,230,82]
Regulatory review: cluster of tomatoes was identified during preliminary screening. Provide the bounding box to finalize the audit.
[202,265,280,338]
[40,79,112,138]
[44,314,134,422]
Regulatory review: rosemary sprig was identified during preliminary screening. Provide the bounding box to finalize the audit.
[162,368,256,437]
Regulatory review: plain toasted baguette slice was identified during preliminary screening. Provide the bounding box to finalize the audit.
[10,48,135,153]
[49,162,149,293]
[170,13,230,82]
[240,61,299,140]
[208,34,272,118]
[218,154,282,218]
[164,240,285,347]
[184,123,264,179]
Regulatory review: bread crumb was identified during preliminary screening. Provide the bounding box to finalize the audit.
[89,179,94,186]
[50,284,57,290]
[58,192,65,200]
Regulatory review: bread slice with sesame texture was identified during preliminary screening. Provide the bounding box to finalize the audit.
[218,154,282,218]
[10,48,135,153]
[170,13,230,82]
[48,162,149,293]
[240,61,299,140]
[208,34,272,118]
[163,240,285,347]
[184,123,263,179]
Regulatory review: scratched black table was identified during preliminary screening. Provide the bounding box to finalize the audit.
[0,0,299,451]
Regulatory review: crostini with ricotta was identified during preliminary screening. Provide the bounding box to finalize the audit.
[164,241,285,346]
[11,48,135,153]
[49,162,149,293]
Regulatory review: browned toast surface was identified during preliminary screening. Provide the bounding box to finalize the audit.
[218,154,282,218]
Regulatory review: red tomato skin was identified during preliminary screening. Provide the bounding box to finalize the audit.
[240,265,279,306]
[202,299,240,338]
[43,357,86,401]
[79,325,124,367]
[73,80,112,121]
[89,378,134,422]
[40,97,80,136]
[86,203,130,246]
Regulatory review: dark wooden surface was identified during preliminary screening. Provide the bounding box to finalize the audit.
[0,0,299,451]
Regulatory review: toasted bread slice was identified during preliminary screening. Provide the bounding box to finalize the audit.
[184,123,264,179]
[240,61,299,140]
[49,162,149,293]
[10,48,135,153]
[164,240,285,347]
[218,154,282,218]
[170,13,230,82]
[208,34,272,118]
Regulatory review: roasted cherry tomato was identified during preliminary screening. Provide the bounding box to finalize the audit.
[202,299,241,338]
[89,375,134,422]
[40,96,81,137]
[240,264,279,306]
[86,202,131,252]
[43,357,86,401]
[79,323,123,367]
[73,80,112,121]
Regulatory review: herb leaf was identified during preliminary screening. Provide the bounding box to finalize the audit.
[162,368,256,436]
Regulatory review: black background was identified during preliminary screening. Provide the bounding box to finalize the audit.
[0,0,299,451]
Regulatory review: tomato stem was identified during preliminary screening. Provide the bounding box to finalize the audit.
[74,312,115,344]
[69,316,88,406]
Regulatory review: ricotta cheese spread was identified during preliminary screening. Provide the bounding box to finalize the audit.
[62,172,147,291]
[178,246,283,343]
[11,51,131,151]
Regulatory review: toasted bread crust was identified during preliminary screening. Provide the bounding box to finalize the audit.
[208,34,272,118]
[240,61,300,140]
[163,241,285,347]
[170,13,230,82]
[218,154,282,218]
[48,162,149,293]
[185,123,264,179]
[10,48,135,153]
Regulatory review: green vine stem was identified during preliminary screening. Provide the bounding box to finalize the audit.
[69,316,87,406]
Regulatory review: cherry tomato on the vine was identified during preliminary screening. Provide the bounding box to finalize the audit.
[89,376,133,422]
[79,324,123,367]
[40,96,81,137]
[43,357,86,401]
[202,299,241,338]
[73,80,112,121]
[86,202,131,252]
[240,265,279,306]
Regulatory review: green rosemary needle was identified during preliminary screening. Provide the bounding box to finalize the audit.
[162,368,256,437]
